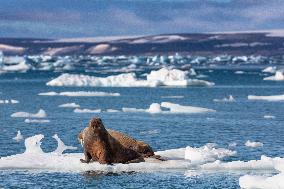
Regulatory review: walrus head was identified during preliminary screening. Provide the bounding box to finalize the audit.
[89,117,108,136]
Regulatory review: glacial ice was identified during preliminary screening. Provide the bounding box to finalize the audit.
[24,119,50,123]
[39,91,120,97]
[73,108,101,113]
[264,71,284,81]
[122,102,215,114]
[13,130,24,141]
[245,140,263,148]
[46,68,215,87]
[248,94,284,101]
[213,95,235,102]
[11,109,47,118]
[59,103,80,108]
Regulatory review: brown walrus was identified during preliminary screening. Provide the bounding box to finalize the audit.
[79,117,144,164]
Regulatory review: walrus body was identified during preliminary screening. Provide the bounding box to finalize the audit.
[79,128,155,158]
[79,118,144,164]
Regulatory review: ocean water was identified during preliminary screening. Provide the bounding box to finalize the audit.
[0,66,284,188]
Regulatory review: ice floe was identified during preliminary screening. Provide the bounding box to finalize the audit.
[73,108,101,113]
[106,109,120,113]
[11,109,47,118]
[248,94,284,101]
[39,91,120,97]
[263,115,275,119]
[0,134,235,173]
[122,102,215,114]
[46,68,214,87]
[0,99,19,104]
[1,61,30,72]
[264,71,284,81]
[24,119,50,123]
[59,103,80,108]
[245,140,263,148]
[213,95,235,102]
[13,130,24,141]
[262,66,277,73]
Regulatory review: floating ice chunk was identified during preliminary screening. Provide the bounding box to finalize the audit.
[213,95,235,102]
[39,91,120,97]
[0,99,19,104]
[11,109,47,118]
[201,155,277,171]
[264,115,275,119]
[161,96,184,99]
[24,119,50,123]
[74,108,101,113]
[161,102,216,114]
[122,107,145,113]
[52,134,77,154]
[239,158,284,189]
[24,134,45,154]
[146,103,163,114]
[262,66,277,73]
[106,109,120,113]
[46,68,214,87]
[13,130,23,141]
[184,143,236,164]
[235,71,244,74]
[245,140,263,148]
[59,103,80,108]
[264,71,284,81]
[248,94,284,101]
[10,99,19,103]
[2,61,30,72]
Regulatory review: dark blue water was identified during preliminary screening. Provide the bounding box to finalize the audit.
[0,68,284,188]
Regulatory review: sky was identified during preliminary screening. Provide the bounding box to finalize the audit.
[0,0,283,38]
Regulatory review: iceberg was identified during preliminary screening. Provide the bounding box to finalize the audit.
[264,71,284,81]
[46,68,214,87]
[13,130,24,141]
[213,95,235,102]
[39,91,120,97]
[245,140,263,148]
[2,61,30,72]
[248,94,284,101]
[11,109,47,118]
[73,108,101,113]
[24,119,50,123]
[262,66,277,73]
[59,103,80,108]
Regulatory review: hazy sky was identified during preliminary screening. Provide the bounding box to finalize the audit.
[0,0,283,38]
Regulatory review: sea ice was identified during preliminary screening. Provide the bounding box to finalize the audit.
[213,95,235,102]
[39,91,120,97]
[262,66,277,73]
[58,103,80,108]
[46,68,214,87]
[11,109,47,118]
[24,119,50,123]
[245,140,263,148]
[74,108,101,113]
[264,71,284,81]
[248,94,284,101]
[13,130,23,141]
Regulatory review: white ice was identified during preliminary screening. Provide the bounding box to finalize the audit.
[263,115,275,119]
[122,102,215,114]
[2,61,30,72]
[0,135,236,173]
[74,108,101,113]
[0,99,19,104]
[46,68,214,87]
[213,95,235,102]
[39,91,120,97]
[12,130,23,141]
[11,109,47,118]
[52,134,77,154]
[262,66,277,73]
[59,103,80,108]
[24,119,50,123]
[248,94,284,101]
[245,140,263,148]
[264,71,284,81]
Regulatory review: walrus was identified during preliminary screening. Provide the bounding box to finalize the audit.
[79,117,144,164]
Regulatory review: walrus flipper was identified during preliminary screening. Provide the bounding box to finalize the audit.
[124,156,145,164]
[80,151,92,163]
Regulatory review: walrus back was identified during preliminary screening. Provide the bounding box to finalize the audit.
[108,129,155,157]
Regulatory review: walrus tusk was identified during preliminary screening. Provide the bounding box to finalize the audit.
[80,139,84,146]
